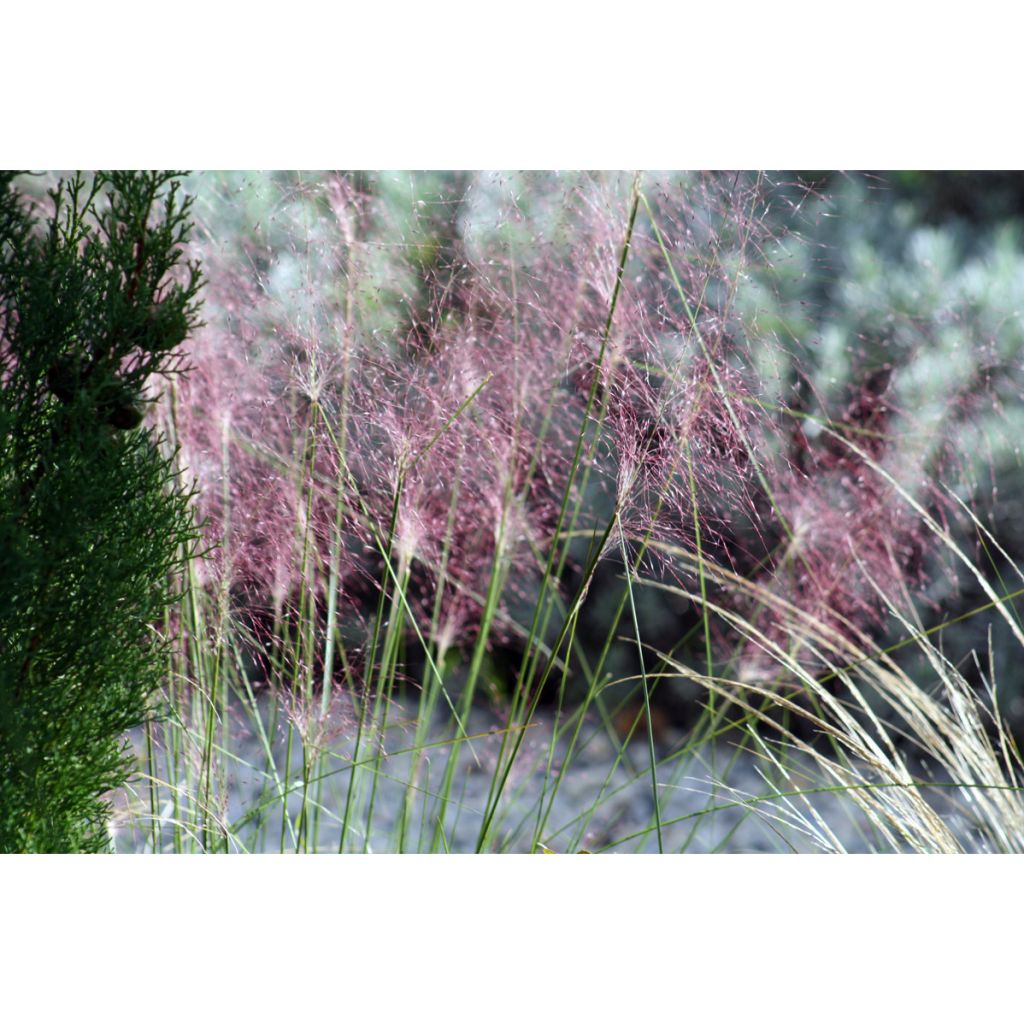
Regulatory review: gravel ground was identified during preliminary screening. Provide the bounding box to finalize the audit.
[113,702,989,853]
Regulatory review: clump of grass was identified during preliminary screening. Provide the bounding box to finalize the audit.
[113,171,1024,853]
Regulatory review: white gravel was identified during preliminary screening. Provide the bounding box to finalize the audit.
[113,703,991,853]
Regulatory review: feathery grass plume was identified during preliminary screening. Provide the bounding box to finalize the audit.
[649,546,1024,853]
[0,171,202,852]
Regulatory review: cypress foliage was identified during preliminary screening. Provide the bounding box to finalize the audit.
[0,171,202,852]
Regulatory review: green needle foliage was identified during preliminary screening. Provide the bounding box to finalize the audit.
[0,171,203,852]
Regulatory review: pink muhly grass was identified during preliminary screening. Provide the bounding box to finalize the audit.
[174,183,605,677]
[172,171,953,705]
[173,264,334,611]
[343,303,589,648]
[724,367,945,687]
